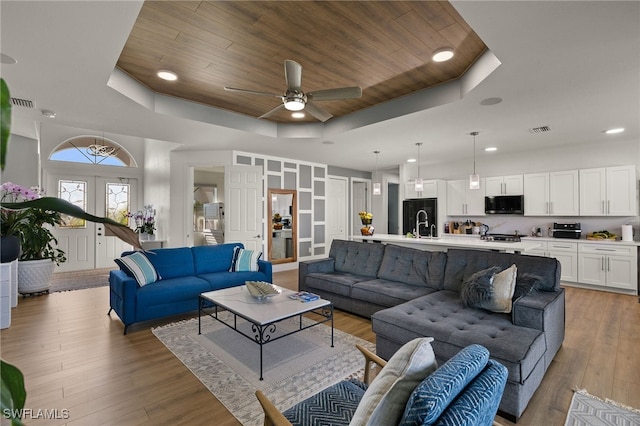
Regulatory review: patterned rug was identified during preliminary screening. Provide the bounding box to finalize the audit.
[152,313,375,426]
[564,389,640,426]
[49,268,114,292]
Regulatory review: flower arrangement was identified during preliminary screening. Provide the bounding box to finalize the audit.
[358,211,373,225]
[1,182,43,237]
[128,205,156,235]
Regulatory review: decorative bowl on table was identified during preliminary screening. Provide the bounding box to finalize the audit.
[245,281,281,300]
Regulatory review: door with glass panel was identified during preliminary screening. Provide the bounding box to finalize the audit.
[47,174,137,272]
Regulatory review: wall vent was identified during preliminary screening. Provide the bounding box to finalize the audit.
[10,97,35,109]
[529,125,551,134]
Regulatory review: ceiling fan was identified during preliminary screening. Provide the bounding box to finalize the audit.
[224,60,362,122]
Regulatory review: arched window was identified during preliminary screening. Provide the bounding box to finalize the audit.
[50,135,136,167]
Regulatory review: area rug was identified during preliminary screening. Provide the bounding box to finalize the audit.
[152,313,375,426]
[49,267,114,292]
[564,388,640,426]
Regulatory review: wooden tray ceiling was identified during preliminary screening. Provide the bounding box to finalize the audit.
[116,1,487,123]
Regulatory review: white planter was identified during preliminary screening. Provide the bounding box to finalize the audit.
[18,259,55,295]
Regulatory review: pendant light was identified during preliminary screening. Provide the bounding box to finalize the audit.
[414,143,423,192]
[373,150,381,195]
[469,131,480,190]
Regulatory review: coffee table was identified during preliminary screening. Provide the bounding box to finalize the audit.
[198,284,333,380]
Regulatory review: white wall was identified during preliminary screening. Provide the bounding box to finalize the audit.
[1,134,39,187]
[144,138,177,242]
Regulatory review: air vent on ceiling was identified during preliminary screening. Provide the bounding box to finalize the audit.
[529,125,551,134]
[10,97,35,109]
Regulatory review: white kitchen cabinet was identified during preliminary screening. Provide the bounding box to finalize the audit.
[405,179,440,199]
[523,240,578,282]
[485,175,523,196]
[447,179,485,216]
[524,170,579,216]
[577,243,637,291]
[579,165,637,216]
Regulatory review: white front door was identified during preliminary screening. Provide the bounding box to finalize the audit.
[327,177,348,246]
[224,165,263,251]
[47,174,137,271]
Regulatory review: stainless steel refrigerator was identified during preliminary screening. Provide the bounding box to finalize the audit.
[402,198,437,237]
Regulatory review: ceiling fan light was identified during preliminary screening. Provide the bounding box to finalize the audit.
[432,48,454,62]
[284,99,305,111]
[291,111,305,118]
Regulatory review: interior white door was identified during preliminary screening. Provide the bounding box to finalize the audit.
[351,180,368,235]
[224,165,263,251]
[327,177,348,246]
[95,177,136,268]
[47,175,96,272]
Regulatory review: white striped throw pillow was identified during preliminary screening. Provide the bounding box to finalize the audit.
[115,251,159,286]
[229,247,262,272]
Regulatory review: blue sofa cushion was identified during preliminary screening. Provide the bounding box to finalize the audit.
[283,379,368,426]
[330,240,385,278]
[192,243,243,274]
[378,245,447,289]
[400,344,489,425]
[114,251,159,286]
[432,360,508,426]
[136,275,212,308]
[142,247,196,280]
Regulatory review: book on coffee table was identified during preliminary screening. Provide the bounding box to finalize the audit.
[289,291,320,302]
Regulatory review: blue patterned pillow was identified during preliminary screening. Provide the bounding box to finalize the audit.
[399,344,490,425]
[114,251,159,286]
[229,247,262,272]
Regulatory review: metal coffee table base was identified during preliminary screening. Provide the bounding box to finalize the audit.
[198,296,334,380]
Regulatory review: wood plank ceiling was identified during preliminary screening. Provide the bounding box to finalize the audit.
[116,1,487,123]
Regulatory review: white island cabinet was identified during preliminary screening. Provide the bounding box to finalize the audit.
[522,240,578,282]
[578,243,637,292]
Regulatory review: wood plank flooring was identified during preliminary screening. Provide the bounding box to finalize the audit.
[1,270,638,425]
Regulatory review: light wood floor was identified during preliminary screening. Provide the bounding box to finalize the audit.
[1,270,639,425]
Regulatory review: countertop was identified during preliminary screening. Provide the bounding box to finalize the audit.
[351,234,542,253]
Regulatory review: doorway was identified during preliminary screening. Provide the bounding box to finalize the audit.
[350,178,370,236]
[387,182,400,234]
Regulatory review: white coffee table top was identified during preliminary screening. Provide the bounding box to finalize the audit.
[200,285,331,325]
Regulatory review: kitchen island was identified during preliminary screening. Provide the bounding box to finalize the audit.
[351,233,542,254]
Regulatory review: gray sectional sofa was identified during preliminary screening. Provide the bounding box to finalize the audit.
[299,239,565,422]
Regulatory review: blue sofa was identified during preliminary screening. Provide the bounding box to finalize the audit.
[109,243,272,333]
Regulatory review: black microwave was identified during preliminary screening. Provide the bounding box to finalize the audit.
[485,195,524,214]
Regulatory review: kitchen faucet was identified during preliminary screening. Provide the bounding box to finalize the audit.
[430,224,437,239]
[416,210,428,238]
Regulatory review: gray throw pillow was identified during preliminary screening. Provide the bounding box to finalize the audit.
[513,273,544,301]
[460,266,501,308]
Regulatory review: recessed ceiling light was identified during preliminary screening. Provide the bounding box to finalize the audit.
[41,110,56,119]
[291,112,305,118]
[485,147,498,152]
[605,127,625,134]
[0,53,17,65]
[407,158,417,163]
[432,48,454,62]
[157,70,178,81]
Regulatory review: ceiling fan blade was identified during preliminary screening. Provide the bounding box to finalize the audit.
[284,60,302,91]
[308,86,362,101]
[224,87,282,98]
[258,103,285,119]
[304,101,333,122]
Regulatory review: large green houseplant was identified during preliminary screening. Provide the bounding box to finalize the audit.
[0,78,141,424]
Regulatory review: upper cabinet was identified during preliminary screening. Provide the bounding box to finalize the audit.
[579,166,637,216]
[405,179,443,199]
[447,179,485,216]
[485,175,523,196]
[524,170,579,216]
